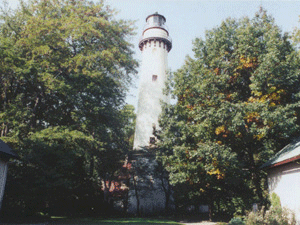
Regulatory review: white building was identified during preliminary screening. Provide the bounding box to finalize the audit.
[129,13,172,215]
[0,139,18,210]
[262,140,300,224]
[133,12,172,150]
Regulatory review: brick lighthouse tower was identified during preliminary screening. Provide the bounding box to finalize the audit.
[133,12,172,150]
[128,13,172,215]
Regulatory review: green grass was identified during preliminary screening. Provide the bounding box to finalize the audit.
[48,217,183,225]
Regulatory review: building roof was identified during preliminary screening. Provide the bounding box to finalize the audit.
[261,139,300,169]
[145,12,166,22]
[0,139,19,159]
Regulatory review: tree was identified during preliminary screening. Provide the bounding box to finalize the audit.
[98,104,136,212]
[157,9,300,219]
[153,159,173,214]
[129,156,154,216]
[120,104,136,149]
[0,0,137,217]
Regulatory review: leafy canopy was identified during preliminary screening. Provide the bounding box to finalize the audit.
[0,0,137,216]
[157,9,300,218]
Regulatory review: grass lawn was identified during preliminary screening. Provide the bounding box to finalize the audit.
[47,217,183,225]
[0,216,184,225]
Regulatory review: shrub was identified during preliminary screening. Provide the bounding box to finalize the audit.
[264,205,296,225]
[229,217,245,225]
[270,192,281,208]
[245,207,265,225]
[245,194,296,225]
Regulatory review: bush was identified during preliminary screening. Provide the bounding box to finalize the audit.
[228,217,245,225]
[245,206,296,225]
[270,192,281,208]
[264,205,296,225]
[244,194,296,225]
[245,207,265,225]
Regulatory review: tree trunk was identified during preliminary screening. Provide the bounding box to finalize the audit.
[103,179,112,204]
[208,203,213,222]
[30,96,40,128]
[133,175,140,216]
[248,149,264,201]
[162,177,171,214]
[123,190,129,214]
[90,155,94,177]
[208,191,214,221]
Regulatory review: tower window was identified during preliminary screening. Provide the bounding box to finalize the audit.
[152,75,158,82]
[152,123,156,135]
[150,137,156,144]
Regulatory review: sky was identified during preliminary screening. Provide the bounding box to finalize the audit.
[6,0,300,109]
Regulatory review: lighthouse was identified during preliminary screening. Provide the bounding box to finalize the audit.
[128,13,172,216]
[133,12,172,150]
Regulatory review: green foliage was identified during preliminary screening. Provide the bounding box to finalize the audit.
[0,0,137,217]
[234,193,295,225]
[244,192,296,225]
[121,104,136,148]
[270,192,281,208]
[229,217,245,225]
[245,208,265,225]
[157,8,300,219]
[245,206,296,225]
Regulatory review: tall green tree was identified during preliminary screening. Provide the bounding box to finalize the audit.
[0,0,137,216]
[157,9,300,218]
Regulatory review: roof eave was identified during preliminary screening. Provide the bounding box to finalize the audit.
[261,154,300,170]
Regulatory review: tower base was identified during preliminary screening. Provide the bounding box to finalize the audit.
[127,148,174,216]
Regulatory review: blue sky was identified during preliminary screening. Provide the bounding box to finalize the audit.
[103,0,300,108]
[6,0,300,108]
